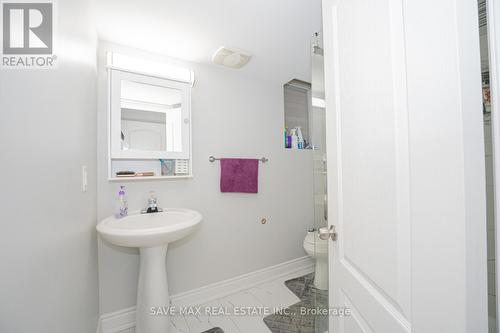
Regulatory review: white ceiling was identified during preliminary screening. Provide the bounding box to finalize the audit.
[95,0,322,84]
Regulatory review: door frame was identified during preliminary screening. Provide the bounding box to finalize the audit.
[488,0,500,329]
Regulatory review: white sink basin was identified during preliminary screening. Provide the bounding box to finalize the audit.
[97,208,202,248]
[97,208,202,333]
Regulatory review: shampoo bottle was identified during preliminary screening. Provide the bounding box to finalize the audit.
[296,126,304,149]
[284,127,288,148]
[290,128,299,149]
[116,186,128,218]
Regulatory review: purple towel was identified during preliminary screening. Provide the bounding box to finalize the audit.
[220,158,259,193]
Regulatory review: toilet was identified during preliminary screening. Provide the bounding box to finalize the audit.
[303,229,329,290]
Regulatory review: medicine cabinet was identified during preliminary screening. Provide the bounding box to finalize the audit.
[107,66,193,181]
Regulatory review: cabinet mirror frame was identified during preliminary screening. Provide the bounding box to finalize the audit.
[109,69,191,160]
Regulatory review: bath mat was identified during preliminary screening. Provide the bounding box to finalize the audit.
[263,273,328,333]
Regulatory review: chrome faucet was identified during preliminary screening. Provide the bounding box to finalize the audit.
[141,191,163,214]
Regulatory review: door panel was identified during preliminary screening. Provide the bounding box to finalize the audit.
[323,0,488,331]
[323,0,410,331]
[343,293,374,333]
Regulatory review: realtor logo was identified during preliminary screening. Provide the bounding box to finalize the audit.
[1,1,56,68]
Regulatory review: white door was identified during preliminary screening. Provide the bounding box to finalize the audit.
[322,0,488,332]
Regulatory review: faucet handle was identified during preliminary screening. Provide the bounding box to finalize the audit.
[140,191,162,214]
[148,191,157,204]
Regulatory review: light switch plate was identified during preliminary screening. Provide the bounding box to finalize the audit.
[81,166,88,192]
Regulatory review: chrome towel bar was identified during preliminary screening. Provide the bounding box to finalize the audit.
[209,156,269,163]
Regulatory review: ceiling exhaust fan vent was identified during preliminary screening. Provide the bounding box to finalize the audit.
[212,47,252,69]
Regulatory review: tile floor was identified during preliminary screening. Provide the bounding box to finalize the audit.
[170,273,305,333]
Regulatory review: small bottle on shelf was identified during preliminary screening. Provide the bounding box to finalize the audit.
[296,126,304,149]
[290,128,299,149]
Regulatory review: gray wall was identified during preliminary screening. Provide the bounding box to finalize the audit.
[0,0,98,332]
[97,42,315,314]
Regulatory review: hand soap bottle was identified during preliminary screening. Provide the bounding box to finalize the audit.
[116,185,128,218]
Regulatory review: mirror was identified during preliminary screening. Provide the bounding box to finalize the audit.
[120,80,182,152]
[110,70,191,160]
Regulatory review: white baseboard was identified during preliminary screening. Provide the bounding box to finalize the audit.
[96,256,314,333]
[97,306,136,333]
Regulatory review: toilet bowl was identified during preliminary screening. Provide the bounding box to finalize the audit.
[303,229,329,290]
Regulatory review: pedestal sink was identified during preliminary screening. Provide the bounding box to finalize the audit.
[97,208,202,333]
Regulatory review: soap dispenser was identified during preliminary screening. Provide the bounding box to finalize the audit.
[116,185,128,218]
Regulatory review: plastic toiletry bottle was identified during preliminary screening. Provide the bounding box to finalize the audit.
[284,127,288,148]
[290,128,299,149]
[296,126,304,149]
[116,186,128,218]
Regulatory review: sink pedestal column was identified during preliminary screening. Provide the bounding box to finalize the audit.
[136,245,170,333]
